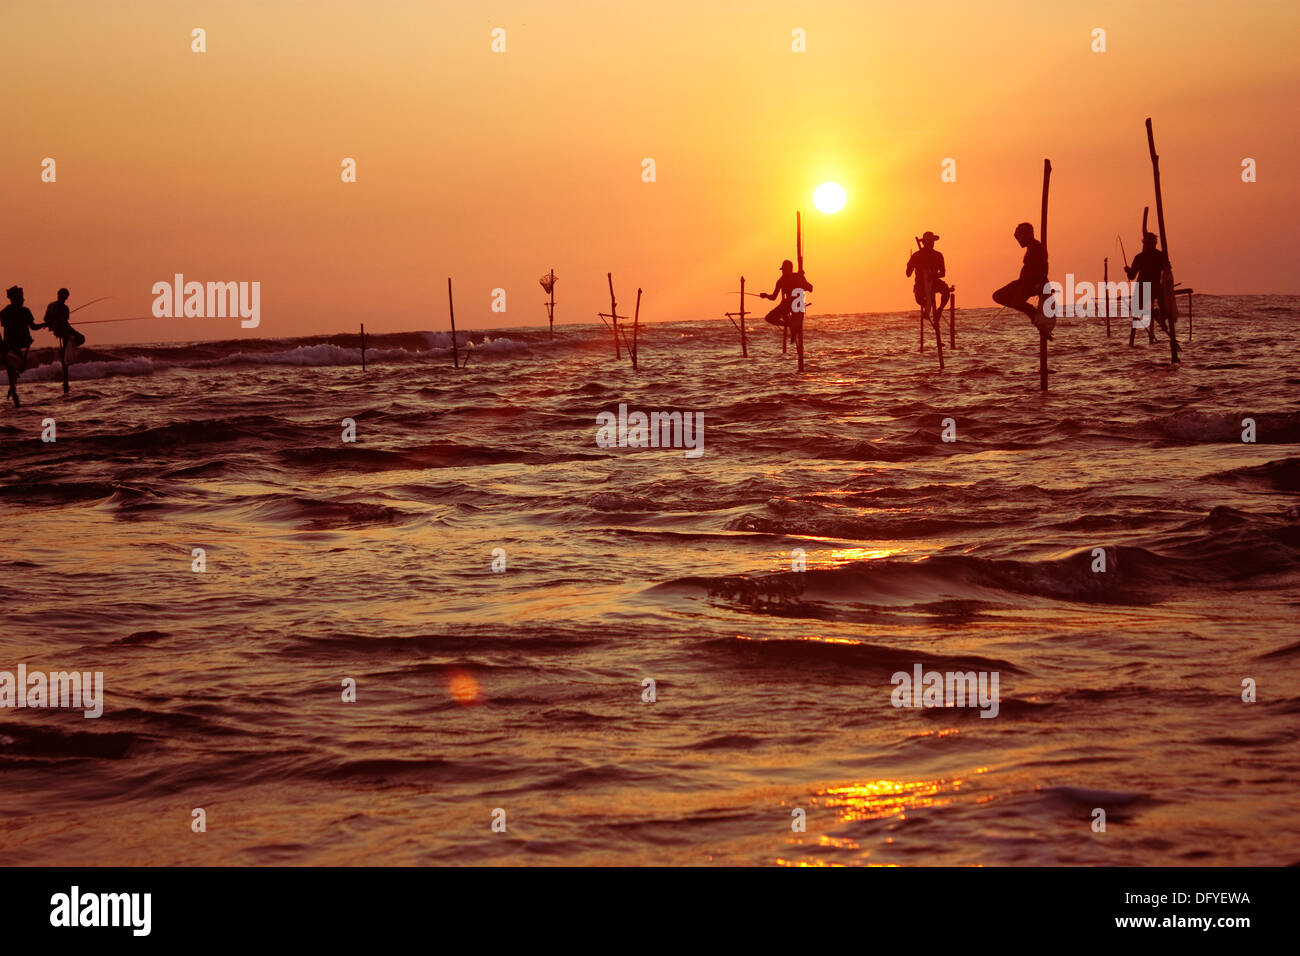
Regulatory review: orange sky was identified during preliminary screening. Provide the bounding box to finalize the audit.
[2,0,1297,344]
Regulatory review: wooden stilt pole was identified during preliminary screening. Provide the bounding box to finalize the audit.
[1146,118,1180,364]
[933,300,944,371]
[915,239,925,353]
[631,289,641,370]
[1103,259,1111,337]
[360,323,367,371]
[739,277,748,357]
[59,340,70,394]
[607,273,620,360]
[540,269,556,338]
[1039,158,1051,392]
[949,287,956,350]
[447,278,459,369]
[795,210,806,371]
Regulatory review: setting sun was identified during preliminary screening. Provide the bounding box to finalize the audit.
[814,182,847,214]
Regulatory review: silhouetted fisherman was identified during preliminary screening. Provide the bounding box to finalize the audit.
[44,288,85,395]
[906,231,951,321]
[992,222,1052,339]
[760,258,813,330]
[1125,232,1168,346]
[44,289,85,349]
[2,286,43,408]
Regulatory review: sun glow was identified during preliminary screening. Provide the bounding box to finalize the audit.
[813,182,847,214]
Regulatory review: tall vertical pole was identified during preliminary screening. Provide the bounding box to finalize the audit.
[447,277,459,368]
[739,276,748,357]
[548,270,555,338]
[914,238,925,352]
[949,287,956,350]
[360,322,367,371]
[1146,118,1180,364]
[607,273,620,360]
[1103,259,1111,336]
[631,289,641,370]
[790,212,800,369]
[1039,159,1051,392]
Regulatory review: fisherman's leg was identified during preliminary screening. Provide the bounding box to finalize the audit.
[764,302,790,328]
[936,288,952,317]
[992,281,1032,317]
[4,357,19,408]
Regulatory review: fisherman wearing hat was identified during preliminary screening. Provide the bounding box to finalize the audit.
[1125,231,1169,346]
[906,231,951,322]
[1,286,44,408]
[992,222,1052,338]
[760,257,814,330]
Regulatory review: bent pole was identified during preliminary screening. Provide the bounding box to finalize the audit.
[447,277,459,368]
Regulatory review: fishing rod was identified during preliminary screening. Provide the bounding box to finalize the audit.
[1116,234,1130,272]
[69,295,114,315]
[72,316,160,326]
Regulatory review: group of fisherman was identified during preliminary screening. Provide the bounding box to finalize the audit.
[757,224,1172,348]
[1,286,86,407]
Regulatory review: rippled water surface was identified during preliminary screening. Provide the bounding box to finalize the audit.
[2,296,1298,865]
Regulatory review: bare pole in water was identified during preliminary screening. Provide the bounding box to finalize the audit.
[794,210,806,373]
[739,277,747,357]
[631,288,641,370]
[723,277,748,357]
[447,277,460,369]
[608,273,620,360]
[361,323,367,372]
[1039,158,1051,392]
[1103,258,1111,337]
[949,285,957,350]
[915,239,925,353]
[598,273,629,364]
[1146,117,1181,364]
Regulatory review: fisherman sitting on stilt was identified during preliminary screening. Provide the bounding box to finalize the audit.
[992,222,1053,339]
[1,285,44,409]
[43,288,86,396]
[44,288,86,350]
[1125,232,1170,344]
[906,231,951,324]
[760,258,813,330]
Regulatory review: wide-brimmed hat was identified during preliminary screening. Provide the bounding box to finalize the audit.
[1142,232,1158,246]
[920,231,939,243]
